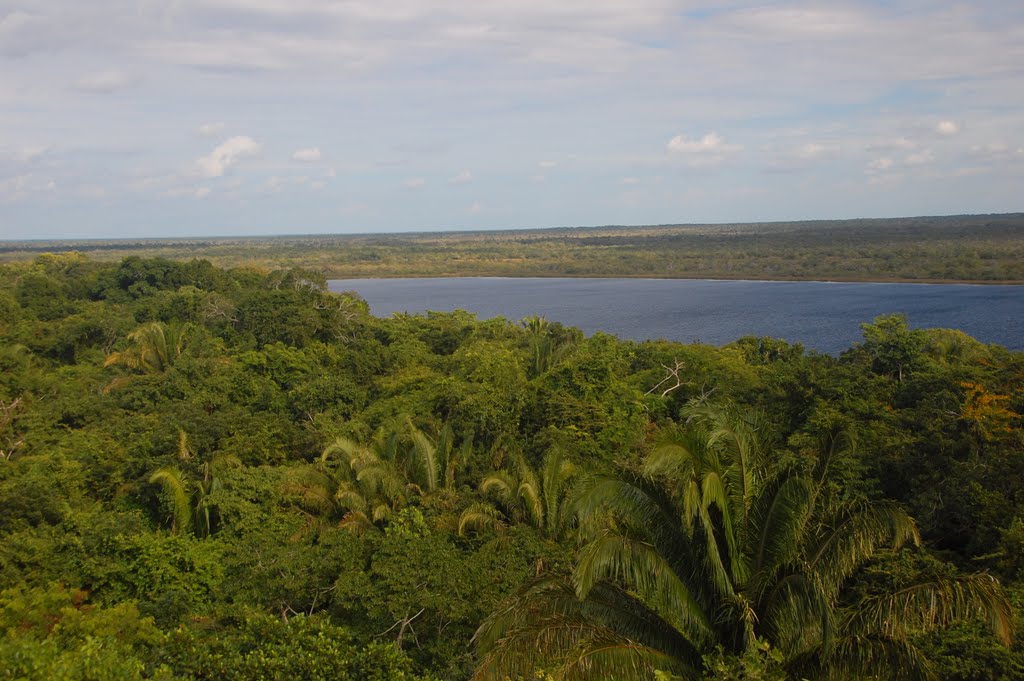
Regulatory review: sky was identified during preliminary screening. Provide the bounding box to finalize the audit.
[1,1,1023,240]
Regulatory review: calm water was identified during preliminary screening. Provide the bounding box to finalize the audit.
[328,278,1024,354]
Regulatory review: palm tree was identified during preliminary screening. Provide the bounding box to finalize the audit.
[472,403,1013,680]
[522,316,576,378]
[458,446,578,541]
[104,321,194,374]
[150,431,236,537]
[296,417,465,534]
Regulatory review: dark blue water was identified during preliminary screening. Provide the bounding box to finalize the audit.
[328,278,1023,354]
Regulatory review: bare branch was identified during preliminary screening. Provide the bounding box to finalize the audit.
[645,360,690,397]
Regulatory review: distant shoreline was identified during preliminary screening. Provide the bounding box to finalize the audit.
[4,213,1023,285]
[329,274,1024,286]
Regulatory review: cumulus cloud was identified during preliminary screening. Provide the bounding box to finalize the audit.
[621,177,641,185]
[403,177,426,189]
[450,170,473,184]
[73,69,138,93]
[198,122,225,136]
[469,201,482,214]
[538,160,558,168]
[195,136,262,178]
[292,147,322,162]
[936,120,960,136]
[194,187,211,199]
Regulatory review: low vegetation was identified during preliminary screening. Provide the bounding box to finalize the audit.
[2,213,1023,282]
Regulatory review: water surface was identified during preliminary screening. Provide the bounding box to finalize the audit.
[329,278,1023,354]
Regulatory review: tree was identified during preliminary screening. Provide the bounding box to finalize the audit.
[104,321,194,374]
[458,446,578,542]
[150,431,235,537]
[859,314,926,382]
[473,403,1013,680]
[522,316,577,379]
[296,418,463,535]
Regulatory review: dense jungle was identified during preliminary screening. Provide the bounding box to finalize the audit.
[1,253,1023,679]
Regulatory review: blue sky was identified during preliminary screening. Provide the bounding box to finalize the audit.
[1,0,1022,239]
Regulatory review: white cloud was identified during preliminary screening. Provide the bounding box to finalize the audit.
[796,143,839,160]
[450,170,473,184]
[73,69,138,93]
[936,120,960,136]
[403,177,426,189]
[538,160,558,168]
[76,184,107,199]
[0,173,55,203]
[904,150,935,166]
[866,157,895,172]
[292,147,322,162]
[6,146,49,163]
[621,177,640,185]
[530,174,545,182]
[198,122,225,136]
[968,143,1020,163]
[867,137,917,153]
[667,132,743,167]
[195,136,262,178]
[667,132,742,154]
[194,187,211,199]
[469,201,482,214]
[264,176,285,191]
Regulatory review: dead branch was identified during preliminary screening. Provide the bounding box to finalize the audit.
[645,360,690,397]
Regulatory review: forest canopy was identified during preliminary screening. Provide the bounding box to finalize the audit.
[1,254,1022,679]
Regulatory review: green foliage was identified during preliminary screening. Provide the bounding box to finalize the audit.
[475,402,1013,680]
[0,583,164,680]
[1,255,1021,679]
[699,638,788,681]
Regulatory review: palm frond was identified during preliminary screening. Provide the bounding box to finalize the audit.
[407,418,439,492]
[747,470,815,590]
[790,634,935,681]
[282,469,337,517]
[806,500,920,600]
[479,470,517,505]
[458,503,508,536]
[573,529,712,643]
[321,436,365,469]
[149,466,192,535]
[473,577,701,681]
[844,573,1014,646]
[339,510,377,535]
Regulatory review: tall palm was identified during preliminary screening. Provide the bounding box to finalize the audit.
[459,446,578,541]
[105,321,194,374]
[473,404,1013,680]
